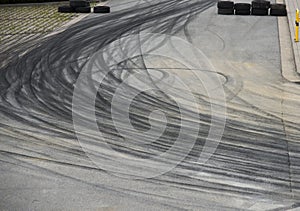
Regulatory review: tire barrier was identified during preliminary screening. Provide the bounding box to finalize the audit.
[251,0,270,10]
[58,5,75,13]
[218,8,234,15]
[75,6,91,13]
[217,1,287,16]
[251,8,268,16]
[234,3,251,10]
[58,1,111,13]
[94,6,110,13]
[234,3,251,15]
[217,1,234,9]
[217,1,234,15]
[70,0,90,8]
[235,9,251,15]
[270,3,287,16]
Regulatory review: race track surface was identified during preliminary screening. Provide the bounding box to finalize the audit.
[1,0,300,210]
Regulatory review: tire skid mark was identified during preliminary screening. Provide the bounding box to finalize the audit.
[0,0,300,209]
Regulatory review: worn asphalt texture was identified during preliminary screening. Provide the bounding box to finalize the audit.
[1,0,300,210]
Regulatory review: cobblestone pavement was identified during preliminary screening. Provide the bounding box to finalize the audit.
[0,2,79,67]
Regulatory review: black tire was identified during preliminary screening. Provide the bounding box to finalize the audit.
[94,6,110,13]
[218,8,234,15]
[235,9,251,15]
[70,0,89,8]
[253,0,270,6]
[270,8,287,16]
[217,1,234,9]
[58,5,74,13]
[234,3,251,10]
[270,3,286,10]
[252,0,270,9]
[75,6,91,13]
[251,8,269,16]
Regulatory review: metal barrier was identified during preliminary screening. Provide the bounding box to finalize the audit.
[295,9,299,42]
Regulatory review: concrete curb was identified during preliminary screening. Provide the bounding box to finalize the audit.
[278,0,300,82]
[285,0,300,74]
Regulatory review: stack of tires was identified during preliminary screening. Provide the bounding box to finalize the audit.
[217,1,234,15]
[71,0,91,13]
[235,3,251,15]
[251,0,270,16]
[217,0,287,16]
[94,6,110,13]
[58,0,90,13]
[58,1,111,13]
[270,3,287,16]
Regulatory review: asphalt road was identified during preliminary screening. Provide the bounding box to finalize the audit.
[1,0,300,210]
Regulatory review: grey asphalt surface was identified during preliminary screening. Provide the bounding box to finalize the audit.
[1,0,300,210]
